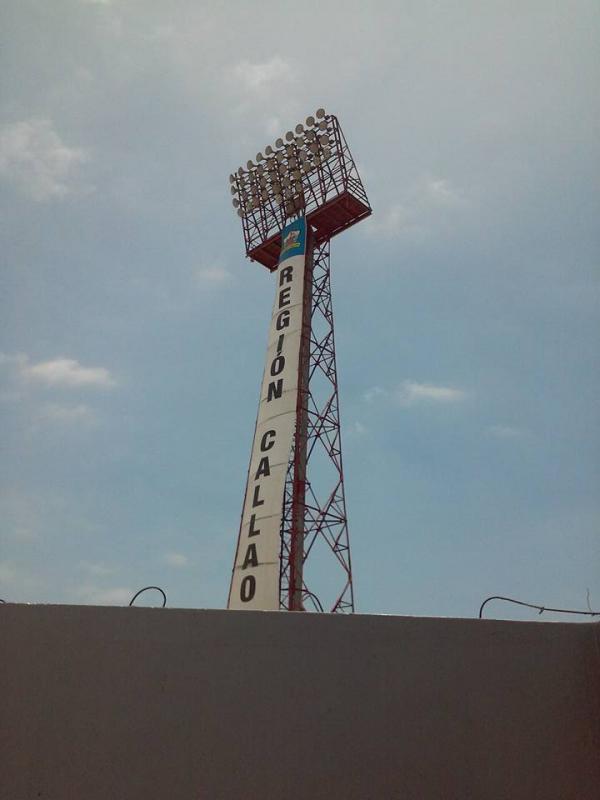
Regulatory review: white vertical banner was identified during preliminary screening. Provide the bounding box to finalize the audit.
[228,217,308,610]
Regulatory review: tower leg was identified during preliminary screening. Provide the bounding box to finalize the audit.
[280,239,355,613]
[287,230,313,611]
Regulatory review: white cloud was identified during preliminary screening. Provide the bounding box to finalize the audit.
[21,357,116,388]
[163,551,189,568]
[0,118,89,201]
[74,584,133,605]
[364,385,387,403]
[79,561,117,577]
[265,116,282,137]
[0,561,43,597]
[487,424,525,439]
[0,561,19,585]
[363,381,465,407]
[397,380,466,406]
[228,56,300,123]
[0,352,27,369]
[196,265,232,285]
[366,175,465,240]
[349,421,368,437]
[39,403,97,424]
[425,177,463,206]
[368,204,417,238]
[232,56,294,94]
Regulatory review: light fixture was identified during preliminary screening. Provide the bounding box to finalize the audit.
[230,108,336,221]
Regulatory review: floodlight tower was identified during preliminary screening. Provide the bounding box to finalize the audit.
[227,108,371,613]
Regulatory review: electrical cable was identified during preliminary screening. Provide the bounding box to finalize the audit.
[478,595,599,620]
[301,589,324,612]
[129,586,167,608]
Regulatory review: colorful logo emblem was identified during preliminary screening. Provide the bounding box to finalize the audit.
[282,229,300,251]
[279,217,306,264]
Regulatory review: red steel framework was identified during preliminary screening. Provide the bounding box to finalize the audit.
[279,238,355,612]
[234,115,370,272]
[231,112,370,612]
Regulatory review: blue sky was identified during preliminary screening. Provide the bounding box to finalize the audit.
[1,0,598,621]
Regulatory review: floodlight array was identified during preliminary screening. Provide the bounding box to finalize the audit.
[229,109,371,266]
[229,108,332,221]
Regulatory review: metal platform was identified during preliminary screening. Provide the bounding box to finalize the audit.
[249,191,371,270]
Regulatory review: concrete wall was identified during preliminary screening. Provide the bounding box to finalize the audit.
[1,605,599,800]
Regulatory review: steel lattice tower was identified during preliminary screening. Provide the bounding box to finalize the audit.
[279,241,353,612]
[228,109,370,613]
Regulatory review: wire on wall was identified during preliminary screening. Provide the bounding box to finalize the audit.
[479,595,599,620]
[129,586,167,608]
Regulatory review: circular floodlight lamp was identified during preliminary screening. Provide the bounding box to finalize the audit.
[285,131,294,142]
[294,136,304,147]
[261,189,268,201]
[246,159,254,170]
[275,193,283,204]
[230,185,237,195]
[256,152,263,162]
[276,151,284,162]
[292,170,301,181]
[237,209,243,217]
[265,145,273,155]
[319,134,329,146]
[306,129,316,140]
[295,123,304,134]
[309,142,318,154]
[318,121,327,131]
[229,174,235,184]
[232,198,240,208]
[237,167,244,176]
[275,137,284,148]
[289,157,297,168]
[316,108,326,119]
[285,200,294,213]
[305,115,315,127]
[322,146,332,159]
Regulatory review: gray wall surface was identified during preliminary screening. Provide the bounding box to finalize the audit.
[1,605,599,800]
